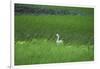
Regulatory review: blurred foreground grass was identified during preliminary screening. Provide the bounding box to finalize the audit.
[15,39,94,65]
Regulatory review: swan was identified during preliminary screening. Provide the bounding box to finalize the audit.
[56,33,63,46]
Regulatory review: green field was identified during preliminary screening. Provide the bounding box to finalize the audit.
[15,15,94,65]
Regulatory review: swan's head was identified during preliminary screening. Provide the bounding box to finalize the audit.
[56,33,59,37]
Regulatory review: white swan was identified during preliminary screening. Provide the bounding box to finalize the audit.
[56,33,63,46]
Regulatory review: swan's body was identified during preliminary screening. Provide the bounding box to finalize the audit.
[56,33,63,45]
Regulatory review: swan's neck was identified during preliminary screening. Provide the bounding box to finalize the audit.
[57,36,60,41]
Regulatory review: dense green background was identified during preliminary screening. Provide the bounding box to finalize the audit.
[15,15,94,45]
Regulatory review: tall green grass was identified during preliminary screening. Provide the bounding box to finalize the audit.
[15,15,94,65]
[15,39,94,65]
[15,15,94,44]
